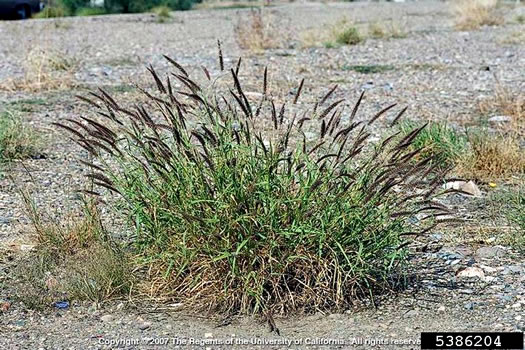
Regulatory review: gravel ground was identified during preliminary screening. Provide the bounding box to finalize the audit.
[0,1,524,349]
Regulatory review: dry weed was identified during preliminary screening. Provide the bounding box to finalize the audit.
[300,18,363,48]
[452,0,504,30]
[368,19,407,39]
[478,84,524,135]
[234,8,288,53]
[456,132,525,181]
[499,30,525,45]
[0,47,77,92]
[14,196,131,306]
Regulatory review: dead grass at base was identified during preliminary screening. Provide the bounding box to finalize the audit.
[0,47,77,92]
[138,249,401,315]
[452,0,504,30]
[234,8,289,54]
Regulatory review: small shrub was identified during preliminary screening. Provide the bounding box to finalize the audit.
[33,5,67,18]
[457,131,525,181]
[368,20,407,39]
[500,30,525,45]
[0,111,37,163]
[151,5,171,22]
[398,121,467,168]
[104,0,193,13]
[152,5,171,17]
[333,20,362,46]
[75,7,107,16]
[56,55,451,314]
[301,19,363,48]
[234,8,287,53]
[452,0,503,30]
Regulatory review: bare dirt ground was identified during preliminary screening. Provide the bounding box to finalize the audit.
[0,1,524,349]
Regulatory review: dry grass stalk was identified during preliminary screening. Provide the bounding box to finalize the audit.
[234,8,288,53]
[478,84,524,135]
[456,133,525,181]
[452,0,503,30]
[0,47,77,92]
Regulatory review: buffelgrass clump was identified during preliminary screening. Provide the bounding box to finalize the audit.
[15,195,130,307]
[0,47,77,92]
[367,20,407,39]
[457,131,525,181]
[398,121,467,168]
[234,8,287,54]
[0,111,38,163]
[56,51,452,314]
[452,0,503,30]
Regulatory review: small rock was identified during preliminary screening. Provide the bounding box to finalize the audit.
[116,303,124,311]
[205,332,213,338]
[480,264,497,273]
[457,267,485,279]
[101,314,114,322]
[464,302,474,310]
[461,181,482,197]
[438,247,464,260]
[437,305,446,312]
[430,233,443,241]
[139,322,152,330]
[512,303,521,309]
[45,276,59,289]
[476,246,506,259]
[1,301,10,312]
[488,115,512,124]
[499,295,513,302]
[404,310,418,318]
[516,315,522,321]
[20,244,35,252]
[503,265,523,275]
[444,180,481,197]
[360,81,374,90]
